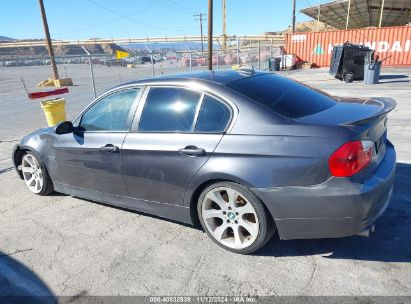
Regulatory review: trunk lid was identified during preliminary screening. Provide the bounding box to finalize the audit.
[295,97,395,128]
[296,97,396,169]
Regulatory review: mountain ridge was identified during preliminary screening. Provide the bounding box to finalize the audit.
[0,36,15,42]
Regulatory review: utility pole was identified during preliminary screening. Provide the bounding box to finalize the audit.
[208,0,213,70]
[291,0,296,33]
[194,13,206,53]
[222,0,227,51]
[38,0,59,80]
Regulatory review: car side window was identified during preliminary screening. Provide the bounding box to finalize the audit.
[138,87,202,132]
[80,89,139,131]
[195,95,231,133]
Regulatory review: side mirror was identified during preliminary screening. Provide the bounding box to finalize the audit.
[55,121,74,135]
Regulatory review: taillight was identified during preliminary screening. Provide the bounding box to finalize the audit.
[329,140,374,177]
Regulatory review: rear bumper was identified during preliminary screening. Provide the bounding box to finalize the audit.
[252,141,396,240]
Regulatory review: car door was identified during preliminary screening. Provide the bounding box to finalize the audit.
[53,87,141,196]
[121,86,233,206]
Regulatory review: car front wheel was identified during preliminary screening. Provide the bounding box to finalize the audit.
[198,182,275,254]
[21,152,54,196]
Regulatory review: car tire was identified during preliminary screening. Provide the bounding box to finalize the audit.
[197,182,275,254]
[344,72,355,83]
[21,152,54,196]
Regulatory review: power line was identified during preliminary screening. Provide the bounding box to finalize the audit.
[168,0,195,14]
[54,7,154,37]
[86,0,196,32]
[148,0,193,15]
[303,0,313,7]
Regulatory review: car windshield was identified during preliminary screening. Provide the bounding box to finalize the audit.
[226,73,337,118]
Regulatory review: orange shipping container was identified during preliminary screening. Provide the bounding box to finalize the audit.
[285,26,411,67]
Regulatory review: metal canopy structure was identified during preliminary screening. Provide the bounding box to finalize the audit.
[301,0,411,30]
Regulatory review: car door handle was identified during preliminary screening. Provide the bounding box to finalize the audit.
[99,144,119,153]
[178,146,206,156]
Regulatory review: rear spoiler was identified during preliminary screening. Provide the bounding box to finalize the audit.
[339,97,396,126]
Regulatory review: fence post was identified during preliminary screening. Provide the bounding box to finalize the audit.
[151,53,155,77]
[237,36,240,64]
[258,41,261,70]
[270,38,273,58]
[81,46,96,98]
[145,46,155,77]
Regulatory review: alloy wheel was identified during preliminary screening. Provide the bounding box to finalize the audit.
[201,186,259,250]
[22,154,44,194]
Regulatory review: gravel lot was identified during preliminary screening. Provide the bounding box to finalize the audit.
[0,64,410,298]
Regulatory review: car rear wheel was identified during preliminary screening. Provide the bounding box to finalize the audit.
[21,152,54,196]
[344,72,355,83]
[198,182,275,254]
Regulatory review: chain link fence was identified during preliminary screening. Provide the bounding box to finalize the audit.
[0,39,282,142]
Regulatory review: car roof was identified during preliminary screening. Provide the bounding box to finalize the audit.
[115,69,269,89]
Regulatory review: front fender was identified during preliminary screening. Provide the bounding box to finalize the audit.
[12,128,56,178]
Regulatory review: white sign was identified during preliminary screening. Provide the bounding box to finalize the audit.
[291,34,306,42]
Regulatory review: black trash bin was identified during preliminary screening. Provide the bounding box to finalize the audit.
[274,57,281,71]
[330,42,374,82]
[269,57,281,71]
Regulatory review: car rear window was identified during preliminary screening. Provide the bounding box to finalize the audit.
[195,95,231,133]
[226,73,337,118]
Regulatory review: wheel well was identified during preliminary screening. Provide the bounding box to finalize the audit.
[13,147,28,179]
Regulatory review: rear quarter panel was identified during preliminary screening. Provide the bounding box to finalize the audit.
[183,124,355,206]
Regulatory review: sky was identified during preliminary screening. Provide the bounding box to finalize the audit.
[1,0,327,40]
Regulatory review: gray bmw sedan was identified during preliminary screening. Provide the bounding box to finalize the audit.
[13,70,396,254]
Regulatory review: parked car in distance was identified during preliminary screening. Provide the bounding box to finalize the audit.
[84,58,103,65]
[102,58,127,67]
[12,70,396,254]
[140,56,156,64]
